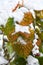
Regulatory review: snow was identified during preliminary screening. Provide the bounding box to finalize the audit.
[32,44,39,56]
[32,38,40,56]
[0,56,8,64]
[35,33,39,39]
[33,39,37,46]
[0,49,4,56]
[29,9,36,18]
[0,0,43,64]
[3,35,9,41]
[15,23,30,33]
[17,36,26,44]
[20,7,29,13]
[26,55,39,65]
[40,53,43,56]
[12,9,24,23]
[0,0,19,25]
[29,23,34,30]
[0,34,8,64]
[12,7,36,23]
[0,34,3,48]
[23,0,43,10]
[35,26,40,32]
[0,0,43,25]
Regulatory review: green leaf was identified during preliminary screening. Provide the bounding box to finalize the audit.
[39,43,43,53]
[4,17,15,35]
[36,16,43,29]
[35,28,43,41]
[39,32,43,41]
[14,56,27,65]
[6,42,14,54]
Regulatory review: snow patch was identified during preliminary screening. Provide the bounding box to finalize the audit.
[29,23,34,30]
[12,9,24,23]
[20,7,29,13]
[35,33,39,39]
[15,23,30,33]
[17,36,26,44]
[0,56,8,64]
[26,55,39,65]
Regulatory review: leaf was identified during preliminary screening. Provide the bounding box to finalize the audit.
[19,12,34,26]
[17,31,34,42]
[6,42,14,54]
[8,32,19,43]
[0,25,5,32]
[36,20,43,29]
[36,56,43,65]
[39,32,43,41]
[4,42,14,60]
[36,32,43,42]
[35,10,43,19]
[39,42,43,53]
[35,28,43,41]
[8,31,34,43]
[14,57,27,65]
[36,16,43,29]
[14,41,33,59]
[4,17,15,35]
[36,39,41,47]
